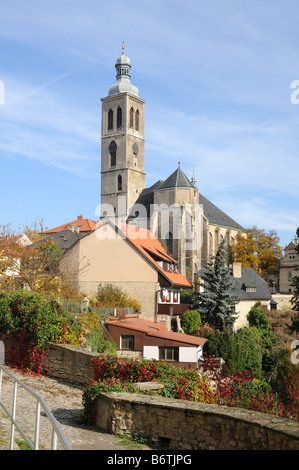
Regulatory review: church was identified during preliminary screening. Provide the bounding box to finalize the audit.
[100,47,244,283]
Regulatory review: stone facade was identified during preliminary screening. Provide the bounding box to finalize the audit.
[95,392,299,450]
[279,240,299,294]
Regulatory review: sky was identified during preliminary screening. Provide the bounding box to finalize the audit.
[0,0,299,248]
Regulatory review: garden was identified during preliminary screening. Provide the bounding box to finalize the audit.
[0,288,298,425]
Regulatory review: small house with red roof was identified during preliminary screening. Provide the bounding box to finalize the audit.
[105,315,207,370]
[59,219,192,328]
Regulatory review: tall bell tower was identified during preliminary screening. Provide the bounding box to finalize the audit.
[100,46,146,223]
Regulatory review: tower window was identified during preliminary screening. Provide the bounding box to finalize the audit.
[118,175,122,191]
[135,109,139,131]
[109,141,117,167]
[130,107,134,128]
[117,106,122,128]
[108,109,113,130]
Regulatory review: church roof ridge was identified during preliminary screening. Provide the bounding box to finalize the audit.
[156,167,194,190]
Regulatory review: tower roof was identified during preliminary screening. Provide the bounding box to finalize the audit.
[156,167,194,190]
[108,46,139,97]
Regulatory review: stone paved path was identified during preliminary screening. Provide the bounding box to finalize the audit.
[0,365,150,451]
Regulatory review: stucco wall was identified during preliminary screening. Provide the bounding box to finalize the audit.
[95,392,299,450]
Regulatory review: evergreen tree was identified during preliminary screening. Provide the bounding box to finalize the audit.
[195,240,239,331]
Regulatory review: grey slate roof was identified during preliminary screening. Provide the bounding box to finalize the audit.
[35,229,87,251]
[197,266,271,302]
[198,192,243,230]
[230,267,272,301]
[156,167,194,190]
[129,167,243,231]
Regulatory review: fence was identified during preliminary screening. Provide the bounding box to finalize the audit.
[57,298,135,317]
[0,365,72,450]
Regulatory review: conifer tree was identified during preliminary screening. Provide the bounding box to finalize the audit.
[195,240,239,331]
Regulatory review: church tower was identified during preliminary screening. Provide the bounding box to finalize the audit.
[100,46,146,223]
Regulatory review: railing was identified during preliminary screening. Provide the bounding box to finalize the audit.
[0,365,72,450]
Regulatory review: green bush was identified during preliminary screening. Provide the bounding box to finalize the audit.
[0,289,79,371]
[181,310,201,335]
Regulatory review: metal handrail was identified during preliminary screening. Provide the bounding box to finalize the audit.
[0,365,72,450]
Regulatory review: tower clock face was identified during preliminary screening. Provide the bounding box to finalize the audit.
[132,142,139,155]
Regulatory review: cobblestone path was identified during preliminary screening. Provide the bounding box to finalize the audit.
[0,365,150,451]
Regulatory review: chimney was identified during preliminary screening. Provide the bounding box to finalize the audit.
[159,320,167,332]
[233,262,242,278]
[77,215,83,220]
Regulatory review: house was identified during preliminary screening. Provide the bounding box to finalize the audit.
[279,233,299,294]
[42,215,97,235]
[195,262,272,331]
[58,219,192,327]
[0,233,32,280]
[229,263,272,330]
[105,314,207,370]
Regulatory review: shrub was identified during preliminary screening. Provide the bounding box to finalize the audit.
[82,356,215,424]
[181,310,202,335]
[0,289,79,372]
[96,284,141,312]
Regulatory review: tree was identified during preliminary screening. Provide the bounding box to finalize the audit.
[233,226,282,285]
[181,310,202,335]
[195,240,239,331]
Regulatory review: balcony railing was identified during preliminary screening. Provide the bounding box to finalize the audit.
[157,303,189,316]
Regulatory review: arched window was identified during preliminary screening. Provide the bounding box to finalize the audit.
[135,109,139,131]
[108,109,113,130]
[130,107,134,128]
[166,232,173,253]
[109,141,117,167]
[117,106,122,128]
[117,175,122,191]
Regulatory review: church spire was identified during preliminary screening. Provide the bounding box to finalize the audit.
[108,45,139,97]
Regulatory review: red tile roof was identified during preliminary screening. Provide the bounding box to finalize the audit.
[43,216,98,234]
[122,224,192,288]
[106,316,207,346]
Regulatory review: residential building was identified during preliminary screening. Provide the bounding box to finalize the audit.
[105,315,207,370]
[58,220,191,327]
[279,233,299,294]
[195,262,272,331]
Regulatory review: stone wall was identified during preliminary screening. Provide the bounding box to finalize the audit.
[42,343,98,386]
[95,392,299,450]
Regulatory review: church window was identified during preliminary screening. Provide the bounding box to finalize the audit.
[166,232,173,253]
[117,106,122,128]
[109,141,117,167]
[108,109,113,130]
[117,175,122,191]
[130,107,134,128]
[135,109,139,131]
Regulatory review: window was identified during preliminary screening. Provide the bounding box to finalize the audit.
[135,109,139,131]
[166,232,173,253]
[159,347,179,362]
[121,335,134,350]
[118,174,122,191]
[130,107,134,128]
[109,141,117,167]
[108,109,113,130]
[117,106,122,128]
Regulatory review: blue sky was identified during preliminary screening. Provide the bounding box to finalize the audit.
[0,0,298,248]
